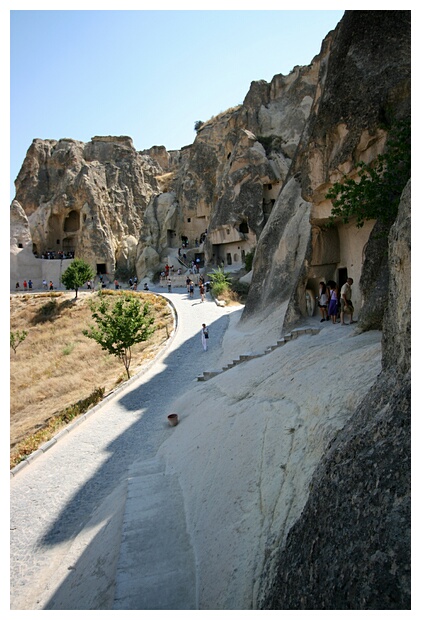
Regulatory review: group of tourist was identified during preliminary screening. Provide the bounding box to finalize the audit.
[38,250,75,260]
[15,279,33,291]
[15,279,54,291]
[318,277,356,325]
[185,274,207,302]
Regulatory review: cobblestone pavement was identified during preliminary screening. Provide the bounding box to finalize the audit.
[10,286,240,610]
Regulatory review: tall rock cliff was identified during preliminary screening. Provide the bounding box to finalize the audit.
[242,10,410,329]
[258,180,410,610]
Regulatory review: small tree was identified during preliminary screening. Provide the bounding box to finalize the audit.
[83,293,156,380]
[61,258,95,299]
[194,120,204,132]
[10,330,28,354]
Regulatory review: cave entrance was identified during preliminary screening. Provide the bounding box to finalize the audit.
[97,263,107,275]
[338,267,348,292]
[64,210,80,233]
[167,229,177,248]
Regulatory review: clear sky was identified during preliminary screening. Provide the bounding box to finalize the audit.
[8,6,345,202]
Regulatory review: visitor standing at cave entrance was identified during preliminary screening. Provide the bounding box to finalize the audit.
[318,282,329,322]
[328,282,339,324]
[340,277,356,325]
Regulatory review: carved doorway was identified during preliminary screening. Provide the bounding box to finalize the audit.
[338,267,348,292]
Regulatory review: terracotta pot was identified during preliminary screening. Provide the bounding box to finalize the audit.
[167,413,178,427]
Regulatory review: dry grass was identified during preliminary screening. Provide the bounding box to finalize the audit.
[10,290,174,466]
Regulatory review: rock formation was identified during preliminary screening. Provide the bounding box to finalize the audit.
[10,24,324,286]
[242,10,410,329]
[10,9,411,610]
[11,136,162,284]
[258,179,410,610]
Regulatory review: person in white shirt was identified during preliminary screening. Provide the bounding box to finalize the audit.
[340,277,356,325]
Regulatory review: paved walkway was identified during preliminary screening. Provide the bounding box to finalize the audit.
[10,286,240,610]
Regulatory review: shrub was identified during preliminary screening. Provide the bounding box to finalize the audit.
[208,267,232,299]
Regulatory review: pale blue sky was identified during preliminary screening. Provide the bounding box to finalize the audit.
[8,7,345,202]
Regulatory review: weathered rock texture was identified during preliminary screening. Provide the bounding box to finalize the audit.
[10,10,411,610]
[242,10,411,328]
[12,136,162,282]
[258,179,410,610]
[11,32,325,284]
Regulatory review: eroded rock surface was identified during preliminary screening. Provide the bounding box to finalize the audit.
[257,181,410,610]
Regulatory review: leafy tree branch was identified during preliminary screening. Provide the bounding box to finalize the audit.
[10,330,28,354]
[326,119,410,229]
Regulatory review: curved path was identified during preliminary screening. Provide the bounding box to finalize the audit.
[10,286,240,610]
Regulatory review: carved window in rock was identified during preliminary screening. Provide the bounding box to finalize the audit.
[239,221,249,234]
[64,210,80,233]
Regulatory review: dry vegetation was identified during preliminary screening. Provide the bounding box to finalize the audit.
[10,290,174,467]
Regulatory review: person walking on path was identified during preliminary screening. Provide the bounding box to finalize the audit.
[167,278,172,293]
[201,323,209,351]
[199,282,205,302]
[340,277,356,325]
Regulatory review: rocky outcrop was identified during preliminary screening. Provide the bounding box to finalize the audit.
[257,180,410,610]
[12,136,162,283]
[11,47,326,286]
[243,10,410,327]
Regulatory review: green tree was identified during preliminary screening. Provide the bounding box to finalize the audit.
[61,258,95,299]
[326,119,410,229]
[83,293,156,380]
[10,330,28,354]
[209,267,232,298]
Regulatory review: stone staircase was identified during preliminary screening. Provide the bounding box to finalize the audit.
[113,456,197,610]
[197,326,320,382]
